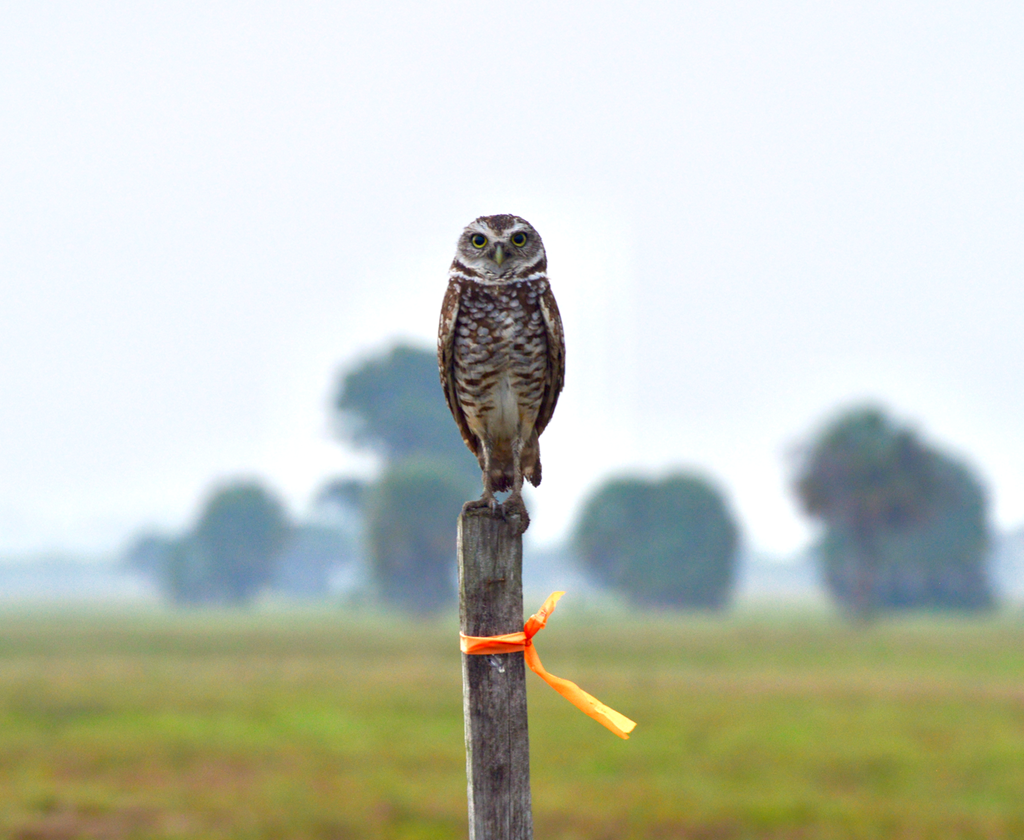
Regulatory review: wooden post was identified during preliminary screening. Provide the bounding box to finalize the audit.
[458,508,533,839]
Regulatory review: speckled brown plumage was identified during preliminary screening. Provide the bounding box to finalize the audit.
[437,215,565,530]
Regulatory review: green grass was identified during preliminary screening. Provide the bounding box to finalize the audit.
[1,606,1024,838]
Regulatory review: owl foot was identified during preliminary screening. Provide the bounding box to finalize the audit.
[462,494,502,518]
[501,493,530,536]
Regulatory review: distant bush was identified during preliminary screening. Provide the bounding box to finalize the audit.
[574,473,740,608]
[167,481,291,605]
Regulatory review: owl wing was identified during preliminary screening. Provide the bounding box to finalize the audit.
[535,284,565,436]
[437,280,480,457]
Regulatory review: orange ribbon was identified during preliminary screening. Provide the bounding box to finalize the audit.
[460,591,637,739]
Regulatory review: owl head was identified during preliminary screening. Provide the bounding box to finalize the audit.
[453,214,547,282]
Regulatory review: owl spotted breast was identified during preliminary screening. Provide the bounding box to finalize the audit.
[437,214,565,532]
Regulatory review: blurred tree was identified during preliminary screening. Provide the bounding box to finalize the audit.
[273,523,353,599]
[331,344,482,612]
[574,473,740,608]
[121,531,176,580]
[334,344,473,479]
[365,458,469,612]
[164,536,209,605]
[168,481,291,606]
[314,477,369,514]
[793,405,992,617]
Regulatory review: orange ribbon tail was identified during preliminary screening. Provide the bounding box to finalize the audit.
[460,592,637,739]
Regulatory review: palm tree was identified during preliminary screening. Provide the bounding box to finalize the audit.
[793,407,944,619]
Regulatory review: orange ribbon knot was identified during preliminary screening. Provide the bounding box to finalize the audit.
[459,591,637,739]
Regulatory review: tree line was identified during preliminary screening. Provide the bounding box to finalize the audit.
[126,343,995,618]
[124,483,357,606]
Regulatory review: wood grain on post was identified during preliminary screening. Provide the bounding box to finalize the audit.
[458,508,533,840]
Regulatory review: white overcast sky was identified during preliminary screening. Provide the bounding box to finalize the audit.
[2,2,1022,557]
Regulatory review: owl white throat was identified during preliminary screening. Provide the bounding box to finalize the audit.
[437,214,566,534]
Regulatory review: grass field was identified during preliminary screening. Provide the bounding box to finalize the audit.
[1,604,1023,839]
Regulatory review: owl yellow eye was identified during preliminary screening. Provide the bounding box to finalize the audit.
[471,233,488,249]
[511,232,527,247]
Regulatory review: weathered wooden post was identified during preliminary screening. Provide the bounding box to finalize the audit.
[458,507,532,839]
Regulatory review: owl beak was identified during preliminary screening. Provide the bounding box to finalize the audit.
[493,244,506,267]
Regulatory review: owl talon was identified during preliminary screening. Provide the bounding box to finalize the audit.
[462,495,502,518]
[501,494,530,536]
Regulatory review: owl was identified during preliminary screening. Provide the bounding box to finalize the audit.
[437,214,565,532]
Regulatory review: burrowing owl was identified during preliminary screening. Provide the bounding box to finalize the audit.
[437,214,565,532]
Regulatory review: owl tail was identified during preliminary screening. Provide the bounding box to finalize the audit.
[523,430,542,487]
